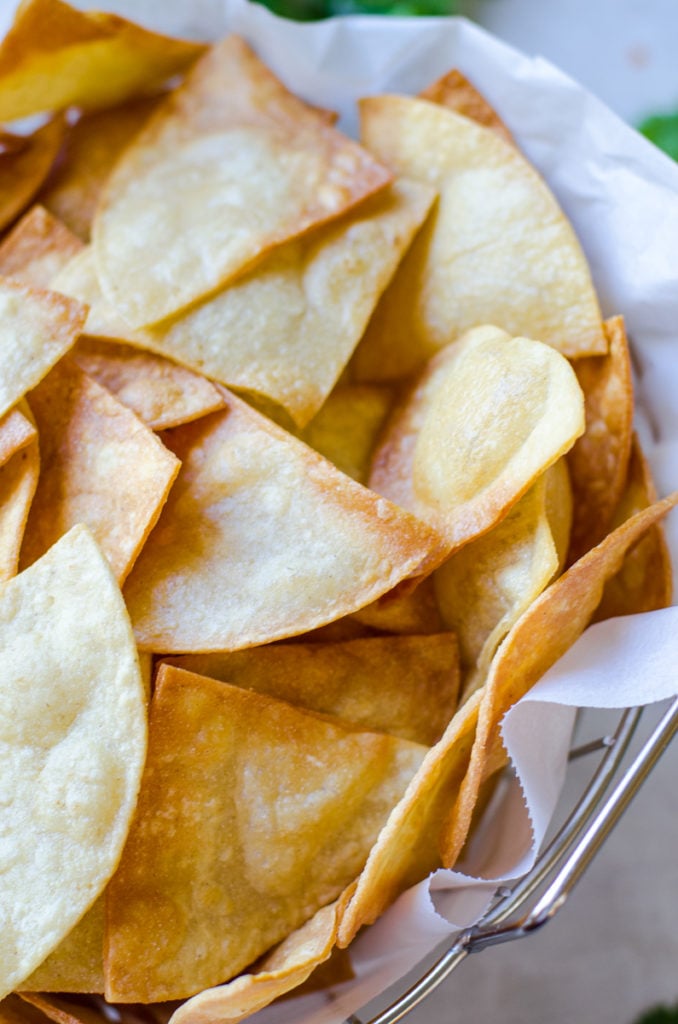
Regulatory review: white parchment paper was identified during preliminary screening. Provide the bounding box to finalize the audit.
[26,0,678,1017]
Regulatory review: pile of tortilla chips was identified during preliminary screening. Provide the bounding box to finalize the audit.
[0,2,674,1022]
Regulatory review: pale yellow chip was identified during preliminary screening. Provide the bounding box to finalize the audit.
[168,900,345,1024]
[298,383,394,483]
[567,314,634,563]
[39,96,162,241]
[20,358,180,583]
[0,205,83,288]
[0,431,39,582]
[0,276,87,419]
[0,117,64,233]
[124,390,443,652]
[352,95,605,382]
[440,491,678,867]
[163,633,459,746]
[20,900,104,994]
[369,325,585,552]
[104,666,426,1002]
[0,0,205,120]
[93,36,393,328]
[434,469,559,698]
[71,337,226,431]
[0,524,147,997]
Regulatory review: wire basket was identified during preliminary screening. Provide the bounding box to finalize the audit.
[347,695,678,1024]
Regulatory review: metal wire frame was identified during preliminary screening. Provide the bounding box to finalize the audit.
[349,695,678,1024]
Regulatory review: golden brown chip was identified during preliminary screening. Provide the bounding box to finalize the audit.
[567,314,634,563]
[94,36,393,329]
[39,96,162,241]
[0,276,87,419]
[163,633,459,745]
[0,403,37,469]
[0,117,64,233]
[0,524,147,997]
[168,901,344,1024]
[104,666,426,1002]
[419,68,514,145]
[18,996,104,1024]
[440,491,678,866]
[352,95,605,382]
[369,326,585,552]
[124,390,443,653]
[71,337,226,431]
[594,435,673,620]
[0,995,49,1024]
[20,358,180,582]
[350,576,444,635]
[0,205,83,288]
[0,0,205,120]
[0,433,39,582]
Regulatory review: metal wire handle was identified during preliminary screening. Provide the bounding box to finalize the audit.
[351,696,678,1024]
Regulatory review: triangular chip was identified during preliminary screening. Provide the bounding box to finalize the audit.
[594,435,673,620]
[0,403,36,470]
[71,337,226,431]
[20,900,104,993]
[124,390,443,652]
[352,94,605,382]
[298,383,394,483]
[0,277,87,419]
[0,524,147,997]
[39,96,162,241]
[0,117,64,233]
[369,326,585,552]
[419,68,514,145]
[104,666,426,1001]
[567,314,634,563]
[440,491,678,866]
[168,901,344,1024]
[0,205,83,288]
[351,575,444,635]
[0,0,205,120]
[163,633,459,745]
[20,359,180,582]
[93,36,393,327]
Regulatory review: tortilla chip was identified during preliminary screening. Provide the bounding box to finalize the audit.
[0,117,64,233]
[0,433,39,582]
[0,996,49,1024]
[298,384,394,483]
[20,358,180,582]
[419,69,514,145]
[0,276,87,419]
[0,0,205,120]
[168,901,343,1024]
[0,403,37,469]
[369,326,585,552]
[104,667,426,1001]
[352,95,605,382]
[93,35,393,328]
[163,633,459,745]
[594,435,673,620]
[39,96,162,241]
[434,469,559,698]
[440,491,678,866]
[0,524,147,997]
[544,456,573,572]
[567,315,634,563]
[71,337,226,431]
[0,205,83,288]
[20,900,104,993]
[124,390,443,653]
[351,576,444,635]
[18,996,104,1024]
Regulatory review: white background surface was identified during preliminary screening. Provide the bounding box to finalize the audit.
[406,6,678,1023]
